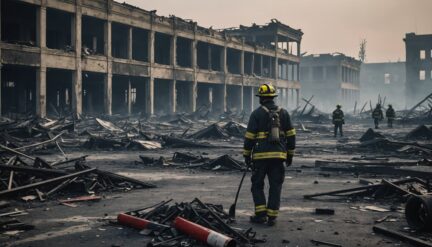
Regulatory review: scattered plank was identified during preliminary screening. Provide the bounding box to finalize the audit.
[373,226,432,247]
[59,195,102,203]
[0,168,96,198]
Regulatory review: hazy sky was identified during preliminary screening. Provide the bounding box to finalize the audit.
[124,0,432,63]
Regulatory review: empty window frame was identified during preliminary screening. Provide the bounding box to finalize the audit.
[419,70,426,81]
[384,73,391,84]
[420,50,426,60]
[131,88,137,104]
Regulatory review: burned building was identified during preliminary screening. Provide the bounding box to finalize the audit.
[300,53,361,111]
[404,33,432,107]
[360,62,406,109]
[0,0,303,118]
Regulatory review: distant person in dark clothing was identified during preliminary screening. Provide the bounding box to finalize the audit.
[386,104,396,128]
[372,104,384,129]
[332,104,344,137]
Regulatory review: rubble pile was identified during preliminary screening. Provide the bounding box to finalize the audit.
[304,178,429,201]
[406,125,432,140]
[117,198,265,247]
[402,93,432,123]
[291,97,328,124]
[0,155,156,201]
[136,153,246,171]
[0,115,249,154]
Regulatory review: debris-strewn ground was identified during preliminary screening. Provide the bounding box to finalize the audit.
[1,113,431,246]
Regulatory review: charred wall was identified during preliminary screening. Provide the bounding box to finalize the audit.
[0,0,303,118]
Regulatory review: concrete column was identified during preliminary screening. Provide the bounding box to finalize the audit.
[72,70,82,117]
[260,55,263,76]
[296,63,300,81]
[169,80,176,114]
[104,74,112,115]
[240,50,245,111]
[146,78,154,115]
[37,4,47,48]
[105,21,111,57]
[274,35,278,79]
[127,79,132,115]
[36,67,47,117]
[249,87,254,112]
[269,57,273,78]
[251,53,255,75]
[190,39,197,112]
[0,66,2,116]
[147,30,155,115]
[0,1,2,115]
[170,35,177,114]
[208,87,213,112]
[128,27,133,60]
[148,31,155,64]
[221,46,227,112]
[170,35,177,66]
[297,41,301,57]
[36,3,47,117]
[286,61,289,80]
[296,89,300,107]
[239,85,244,112]
[72,2,83,117]
[104,20,112,115]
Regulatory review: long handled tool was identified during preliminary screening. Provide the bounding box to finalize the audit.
[229,166,249,218]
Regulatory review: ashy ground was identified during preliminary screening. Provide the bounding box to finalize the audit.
[1,121,430,247]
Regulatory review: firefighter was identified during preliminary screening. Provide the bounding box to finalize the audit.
[372,104,384,129]
[243,84,296,226]
[332,104,344,137]
[386,104,396,128]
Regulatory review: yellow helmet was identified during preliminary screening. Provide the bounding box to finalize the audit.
[256,84,278,97]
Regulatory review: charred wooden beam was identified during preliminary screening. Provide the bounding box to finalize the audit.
[0,168,96,198]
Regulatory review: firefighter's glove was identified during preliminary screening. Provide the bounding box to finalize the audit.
[286,155,293,167]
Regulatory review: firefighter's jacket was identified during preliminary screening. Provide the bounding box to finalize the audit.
[243,101,296,161]
[332,109,344,124]
[386,108,396,119]
[372,108,384,120]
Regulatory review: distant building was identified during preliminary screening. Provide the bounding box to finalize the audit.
[360,62,406,109]
[300,53,361,112]
[404,33,432,106]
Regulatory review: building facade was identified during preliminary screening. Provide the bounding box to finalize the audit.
[300,53,361,112]
[360,62,406,109]
[404,33,432,107]
[0,0,303,117]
